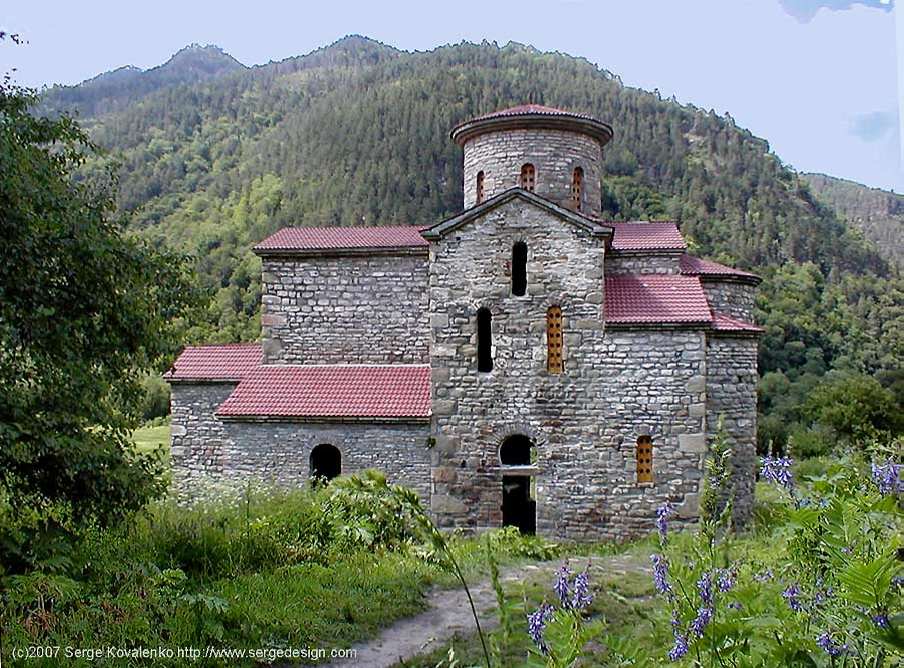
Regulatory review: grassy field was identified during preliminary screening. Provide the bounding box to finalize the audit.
[131,421,170,456]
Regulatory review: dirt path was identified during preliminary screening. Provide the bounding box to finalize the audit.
[324,553,650,668]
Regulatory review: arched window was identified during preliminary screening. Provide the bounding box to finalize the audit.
[520,163,536,192]
[477,307,493,372]
[310,443,341,485]
[636,436,653,483]
[546,306,563,374]
[476,171,485,204]
[500,434,534,465]
[571,167,583,211]
[511,242,527,296]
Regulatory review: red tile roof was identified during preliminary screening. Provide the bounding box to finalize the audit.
[605,275,712,324]
[679,254,759,281]
[607,222,686,251]
[473,104,598,121]
[165,343,262,381]
[255,226,428,253]
[711,313,763,333]
[216,365,431,419]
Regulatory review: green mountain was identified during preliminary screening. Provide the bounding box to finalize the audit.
[802,173,904,269]
[38,36,903,449]
[41,44,247,118]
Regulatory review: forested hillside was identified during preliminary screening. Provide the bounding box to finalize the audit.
[803,172,904,268]
[40,35,903,452]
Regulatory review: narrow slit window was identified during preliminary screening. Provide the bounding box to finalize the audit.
[546,305,563,374]
[571,167,583,211]
[520,163,536,192]
[636,436,653,483]
[476,171,485,204]
[477,307,493,372]
[512,242,527,296]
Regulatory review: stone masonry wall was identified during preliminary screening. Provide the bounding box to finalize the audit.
[222,422,432,500]
[170,382,237,502]
[171,382,433,502]
[428,198,707,540]
[705,335,759,526]
[260,253,429,364]
[605,252,682,274]
[462,129,603,216]
[702,280,757,321]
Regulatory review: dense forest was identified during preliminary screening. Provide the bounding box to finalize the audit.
[41,35,903,452]
[803,172,904,269]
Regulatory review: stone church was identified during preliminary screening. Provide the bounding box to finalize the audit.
[167,104,761,539]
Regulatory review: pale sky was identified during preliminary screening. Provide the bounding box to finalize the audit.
[1,0,900,192]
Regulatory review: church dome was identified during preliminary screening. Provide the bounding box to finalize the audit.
[452,104,613,214]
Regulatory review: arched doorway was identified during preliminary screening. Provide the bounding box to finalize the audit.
[310,443,341,485]
[499,435,537,535]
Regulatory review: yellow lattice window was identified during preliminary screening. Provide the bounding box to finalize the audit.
[476,171,485,204]
[637,435,653,483]
[571,167,583,211]
[547,306,563,374]
[520,163,536,191]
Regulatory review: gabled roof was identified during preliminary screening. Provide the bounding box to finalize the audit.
[607,221,686,252]
[679,254,761,284]
[255,225,428,255]
[421,188,613,241]
[216,365,431,421]
[711,313,764,334]
[605,275,712,324]
[164,343,262,382]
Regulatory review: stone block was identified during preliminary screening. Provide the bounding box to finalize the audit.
[686,375,706,393]
[432,466,458,483]
[679,433,707,453]
[431,494,468,515]
[677,493,699,519]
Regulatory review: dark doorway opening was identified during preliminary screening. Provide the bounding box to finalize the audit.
[502,475,536,535]
[310,443,341,485]
[500,435,536,534]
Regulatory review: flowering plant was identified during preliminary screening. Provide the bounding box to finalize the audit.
[650,432,904,666]
[524,562,602,667]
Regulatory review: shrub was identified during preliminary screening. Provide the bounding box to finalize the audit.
[140,375,171,421]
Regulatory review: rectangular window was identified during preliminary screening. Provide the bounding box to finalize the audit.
[547,306,563,374]
[636,436,653,483]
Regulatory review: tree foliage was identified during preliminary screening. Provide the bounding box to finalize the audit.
[0,78,200,524]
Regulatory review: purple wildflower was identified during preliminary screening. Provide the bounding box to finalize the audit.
[651,554,672,595]
[728,601,743,610]
[761,455,794,491]
[873,613,890,629]
[553,564,571,608]
[527,603,554,653]
[571,568,593,610]
[892,575,904,589]
[691,605,713,636]
[871,459,903,496]
[816,632,847,657]
[783,583,804,612]
[813,586,833,607]
[717,569,735,593]
[754,569,773,582]
[655,503,673,539]
[668,633,689,661]
[697,571,713,606]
